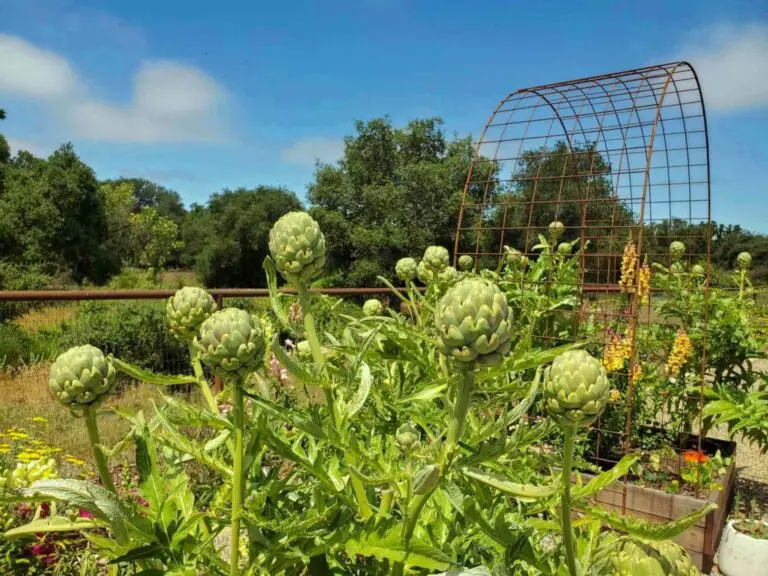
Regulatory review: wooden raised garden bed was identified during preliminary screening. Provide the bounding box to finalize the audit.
[581,435,736,572]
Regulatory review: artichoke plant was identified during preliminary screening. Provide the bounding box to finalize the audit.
[435,277,513,366]
[691,263,705,278]
[557,242,572,255]
[590,534,698,576]
[49,345,116,408]
[167,287,218,341]
[396,257,418,282]
[737,251,752,270]
[543,349,609,428]
[395,422,420,452]
[417,260,435,284]
[457,254,474,272]
[437,266,459,285]
[549,220,565,241]
[268,211,327,285]
[669,241,686,261]
[363,299,383,317]
[194,308,266,378]
[422,246,450,272]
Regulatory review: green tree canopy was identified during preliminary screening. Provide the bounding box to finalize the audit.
[182,187,302,287]
[106,177,186,222]
[308,117,497,286]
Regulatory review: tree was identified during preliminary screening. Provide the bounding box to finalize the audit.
[130,208,184,276]
[182,187,302,287]
[108,177,186,222]
[100,181,136,266]
[308,117,498,286]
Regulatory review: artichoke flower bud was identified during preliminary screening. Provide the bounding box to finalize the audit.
[589,533,698,576]
[669,241,686,261]
[412,464,440,495]
[395,257,418,282]
[557,242,572,255]
[363,299,383,317]
[457,254,474,272]
[395,422,420,452]
[296,340,312,360]
[49,345,116,409]
[737,251,752,270]
[543,349,609,428]
[422,246,450,272]
[548,220,565,241]
[268,211,327,285]
[194,308,265,378]
[437,266,459,285]
[417,260,435,284]
[435,278,513,366]
[166,287,217,341]
[691,264,705,278]
[503,246,527,268]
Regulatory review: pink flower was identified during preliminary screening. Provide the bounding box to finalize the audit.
[79,509,94,519]
[17,503,33,516]
[269,354,282,379]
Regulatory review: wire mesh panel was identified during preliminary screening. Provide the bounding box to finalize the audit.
[454,63,712,484]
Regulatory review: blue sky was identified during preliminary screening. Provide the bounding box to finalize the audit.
[1,0,767,231]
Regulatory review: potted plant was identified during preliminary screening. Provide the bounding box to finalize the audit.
[719,496,768,576]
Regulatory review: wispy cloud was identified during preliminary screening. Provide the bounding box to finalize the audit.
[281,137,345,166]
[5,137,51,157]
[0,34,230,143]
[676,23,768,112]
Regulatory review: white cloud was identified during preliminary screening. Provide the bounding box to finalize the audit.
[0,34,229,143]
[0,35,77,99]
[281,137,345,166]
[70,61,228,143]
[677,23,768,112]
[6,138,50,157]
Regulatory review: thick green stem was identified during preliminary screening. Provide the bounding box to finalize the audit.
[189,342,218,413]
[739,270,746,301]
[297,284,324,369]
[230,382,245,576]
[84,406,116,495]
[394,366,475,576]
[560,426,579,576]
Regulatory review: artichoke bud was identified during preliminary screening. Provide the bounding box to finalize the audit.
[437,266,458,285]
[669,241,686,261]
[417,260,435,284]
[167,287,217,341]
[412,464,440,495]
[268,211,327,285]
[737,251,752,271]
[296,340,312,360]
[457,254,474,272]
[395,257,418,282]
[194,308,265,379]
[543,349,609,428]
[49,345,116,409]
[363,299,383,317]
[691,263,705,278]
[435,278,513,367]
[395,422,420,452]
[548,220,565,241]
[589,533,698,576]
[557,242,572,255]
[422,246,450,272]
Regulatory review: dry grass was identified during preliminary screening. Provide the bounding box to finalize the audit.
[14,305,77,334]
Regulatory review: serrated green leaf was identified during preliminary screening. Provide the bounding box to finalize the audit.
[272,337,326,387]
[162,396,232,430]
[344,526,451,570]
[398,383,448,404]
[346,363,372,418]
[263,256,294,332]
[462,468,558,501]
[579,502,717,540]
[111,357,196,386]
[572,454,640,502]
[4,516,99,539]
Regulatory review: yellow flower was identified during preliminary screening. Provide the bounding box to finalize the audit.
[619,236,638,292]
[16,451,42,462]
[609,389,621,402]
[667,330,693,378]
[637,260,651,305]
[29,417,48,424]
[602,333,626,373]
[0,444,10,454]
[630,363,642,385]
[64,455,85,467]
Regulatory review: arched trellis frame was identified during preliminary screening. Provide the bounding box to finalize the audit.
[454,62,712,483]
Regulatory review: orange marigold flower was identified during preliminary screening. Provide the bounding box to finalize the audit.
[683,450,708,464]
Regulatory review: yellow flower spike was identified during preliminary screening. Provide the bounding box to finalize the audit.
[666,330,693,378]
[637,260,651,305]
[609,389,621,402]
[618,235,638,292]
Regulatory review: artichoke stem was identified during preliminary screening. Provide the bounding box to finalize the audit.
[189,341,218,413]
[84,406,117,495]
[441,367,474,465]
[560,425,579,576]
[230,381,245,576]
[297,284,324,368]
[406,282,422,327]
[739,269,745,301]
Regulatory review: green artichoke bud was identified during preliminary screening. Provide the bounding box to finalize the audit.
[549,220,565,241]
[49,345,116,408]
[691,264,705,278]
[363,299,383,317]
[589,533,698,576]
[268,211,327,285]
[194,308,265,378]
[166,287,218,341]
[422,246,450,272]
[543,349,609,427]
[435,278,513,366]
[396,257,418,282]
[557,242,572,255]
[437,266,459,285]
[417,260,435,284]
[395,422,420,452]
[669,241,686,261]
[457,254,474,272]
[503,246,528,268]
[296,340,312,360]
[737,251,752,270]
[412,464,440,495]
